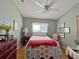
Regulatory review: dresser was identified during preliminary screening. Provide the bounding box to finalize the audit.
[0,39,17,59]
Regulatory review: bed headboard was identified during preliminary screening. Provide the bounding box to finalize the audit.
[32,32,47,36]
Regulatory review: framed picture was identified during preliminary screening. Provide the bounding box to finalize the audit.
[57,28,60,33]
[77,16,79,37]
[64,27,70,34]
[60,27,64,33]
[60,33,65,38]
[60,22,65,27]
[13,20,18,30]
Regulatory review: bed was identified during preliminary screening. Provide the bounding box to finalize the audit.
[25,36,62,59]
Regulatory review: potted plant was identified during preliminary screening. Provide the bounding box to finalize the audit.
[0,24,12,40]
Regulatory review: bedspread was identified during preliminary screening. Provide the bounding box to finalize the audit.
[25,36,62,59]
[25,45,61,59]
[28,40,57,48]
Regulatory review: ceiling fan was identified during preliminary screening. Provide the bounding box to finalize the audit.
[35,0,59,12]
[21,0,24,2]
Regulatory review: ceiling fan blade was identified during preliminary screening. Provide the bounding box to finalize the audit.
[48,0,56,8]
[49,8,59,11]
[52,9,59,11]
[35,2,44,8]
[36,10,44,13]
[36,9,48,13]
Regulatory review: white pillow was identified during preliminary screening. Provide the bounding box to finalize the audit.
[32,32,47,36]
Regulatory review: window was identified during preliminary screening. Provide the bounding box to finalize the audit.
[32,23,48,33]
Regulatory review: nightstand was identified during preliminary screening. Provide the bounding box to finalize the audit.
[21,36,29,45]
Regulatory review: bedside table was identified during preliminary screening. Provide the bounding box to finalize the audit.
[21,36,30,45]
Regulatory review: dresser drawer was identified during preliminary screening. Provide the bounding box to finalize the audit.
[6,49,16,59]
[0,39,17,59]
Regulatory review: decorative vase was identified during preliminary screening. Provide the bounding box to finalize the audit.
[6,30,9,41]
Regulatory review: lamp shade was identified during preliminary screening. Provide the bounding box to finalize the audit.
[23,27,28,33]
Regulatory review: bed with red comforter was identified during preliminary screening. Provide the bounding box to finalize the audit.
[25,36,62,59]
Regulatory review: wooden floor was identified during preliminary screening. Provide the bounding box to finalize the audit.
[17,45,68,59]
[61,48,68,59]
[17,45,25,59]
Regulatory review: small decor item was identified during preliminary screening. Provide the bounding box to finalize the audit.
[0,36,6,42]
[76,16,79,37]
[22,27,28,36]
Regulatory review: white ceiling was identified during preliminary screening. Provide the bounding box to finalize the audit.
[14,0,79,20]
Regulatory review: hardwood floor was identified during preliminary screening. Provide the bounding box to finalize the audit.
[61,48,68,59]
[17,45,25,59]
[17,45,68,59]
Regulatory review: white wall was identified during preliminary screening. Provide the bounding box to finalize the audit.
[23,18,57,37]
[57,2,79,48]
[0,0,23,46]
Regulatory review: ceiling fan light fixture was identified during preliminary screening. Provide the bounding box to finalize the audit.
[21,0,24,2]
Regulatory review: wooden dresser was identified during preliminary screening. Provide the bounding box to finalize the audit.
[0,39,17,59]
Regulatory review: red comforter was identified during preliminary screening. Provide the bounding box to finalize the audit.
[28,39,57,48]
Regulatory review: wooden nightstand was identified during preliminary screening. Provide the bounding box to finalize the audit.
[21,36,29,45]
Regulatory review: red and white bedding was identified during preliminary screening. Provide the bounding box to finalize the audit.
[25,36,62,59]
[28,36,57,48]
